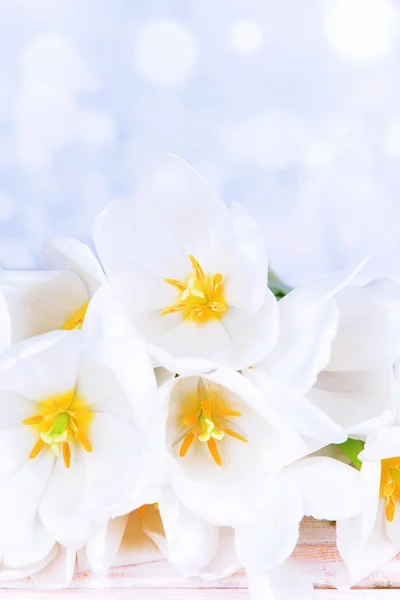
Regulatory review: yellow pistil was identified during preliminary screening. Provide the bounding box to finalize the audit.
[381,458,400,522]
[23,389,93,468]
[176,379,247,467]
[62,303,88,330]
[138,503,159,520]
[161,255,227,324]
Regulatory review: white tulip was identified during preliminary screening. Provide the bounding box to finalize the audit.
[245,265,400,452]
[0,326,159,570]
[0,237,105,351]
[94,153,278,370]
[158,368,308,528]
[336,399,400,587]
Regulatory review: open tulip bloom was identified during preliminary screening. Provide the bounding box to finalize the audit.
[0,153,399,599]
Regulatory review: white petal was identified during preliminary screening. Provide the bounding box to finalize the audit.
[0,545,58,582]
[150,344,218,375]
[42,236,105,296]
[83,515,128,577]
[360,426,400,460]
[39,447,91,547]
[307,368,396,436]
[207,368,308,467]
[82,283,136,339]
[0,425,37,484]
[336,500,396,586]
[0,269,89,342]
[244,368,345,447]
[259,296,334,393]
[0,330,83,401]
[81,413,148,519]
[199,527,240,581]
[113,507,162,566]
[286,457,362,520]
[2,516,55,569]
[77,336,157,431]
[359,460,382,539]
[153,317,235,367]
[158,485,219,574]
[235,473,304,573]
[329,278,400,371]
[220,288,279,369]
[31,545,76,589]
[94,154,227,283]
[229,201,268,309]
[258,261,367,393]
[0,452,54,555]
[248,560,315,600]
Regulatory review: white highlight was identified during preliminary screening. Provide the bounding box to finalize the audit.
[323,0,395,62]
[230,21,264,54]
[221,111,311,170]
[133,20,199,84]
[0,193,15,222]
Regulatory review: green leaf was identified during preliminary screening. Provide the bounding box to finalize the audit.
[338,438,365,470]
[268,269,292,300]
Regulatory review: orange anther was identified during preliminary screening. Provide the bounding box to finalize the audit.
[77,431,92,453]
[29,438,45,459]
[207,438,222,466]
[224,428,248,443]
[22,415,45,426]
[180,432,195,457]
[62,441,71,468]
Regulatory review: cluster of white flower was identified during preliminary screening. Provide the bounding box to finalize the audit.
[0,153,398,598]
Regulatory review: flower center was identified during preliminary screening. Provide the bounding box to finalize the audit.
[23,389,93,468]
[62,303,88,330]
[381,458,400,521]
[176,378,247,467]
[161,255,227,323]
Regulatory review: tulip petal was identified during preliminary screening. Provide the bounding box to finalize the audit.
[286,457,362,520]
[329,278,400,371]
[42,236,105,296]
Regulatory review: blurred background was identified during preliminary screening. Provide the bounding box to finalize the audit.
[0,0,400,286]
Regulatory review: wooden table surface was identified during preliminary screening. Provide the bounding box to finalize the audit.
[3,519,400,598]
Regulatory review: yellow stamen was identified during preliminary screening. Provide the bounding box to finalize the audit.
[29,438,45,459]
[224,428,248,443]
[188,254,205,281]
[23,389,93,468]
[77,431,92,452]
[160,302,186,316]
[164,278,187,292]
[380,458,400,522]
[62,303,88,330]
[383,480,396,498]
[183,415,197,426]
[207,438,222,466]
[22,414,44,425]
[180,431,195,457]
[62,441,71,468]
[209,301,226,313]
[201,400,211,420]
[176,378,247,467]
[209,273,223,293]
[161,255,227,324]
[387,497,395,522]
[220,410,242,417]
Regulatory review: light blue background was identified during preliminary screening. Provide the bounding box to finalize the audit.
[1,0,400,286]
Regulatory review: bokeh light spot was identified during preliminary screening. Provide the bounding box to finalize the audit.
[133,21,199,84]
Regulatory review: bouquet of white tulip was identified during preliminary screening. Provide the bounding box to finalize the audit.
[0,154,398,599]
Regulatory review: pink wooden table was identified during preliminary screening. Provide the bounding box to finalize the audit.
[3,519,400,598]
